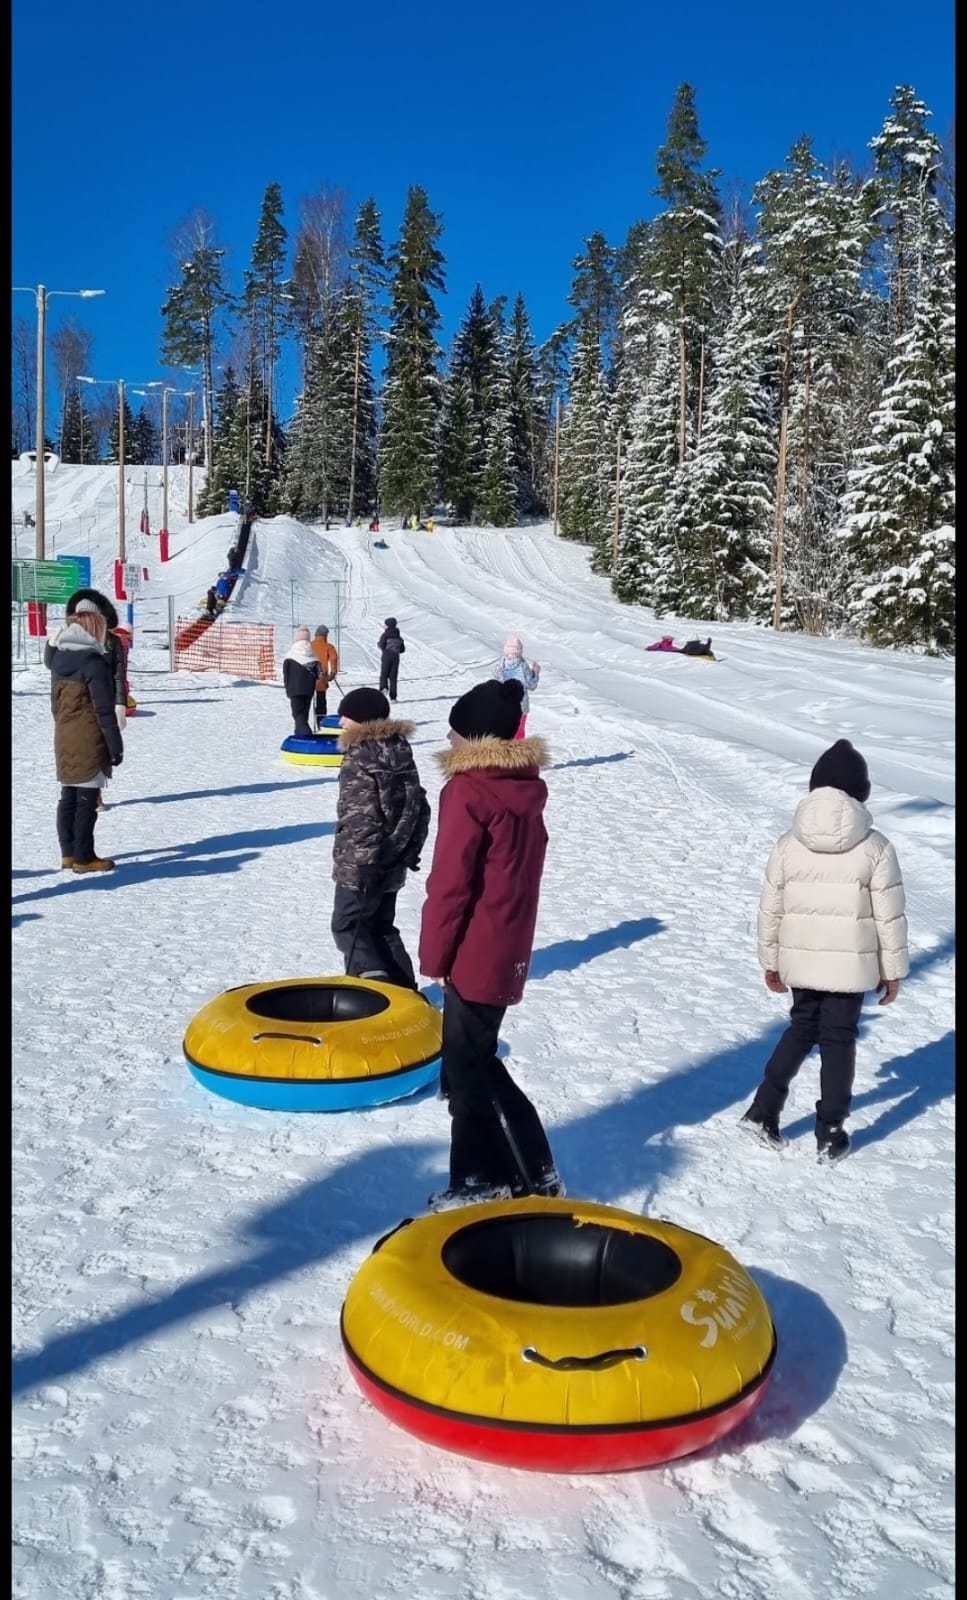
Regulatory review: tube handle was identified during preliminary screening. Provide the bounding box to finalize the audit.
[521,1344,648,1372]
[251,1031,323,1044]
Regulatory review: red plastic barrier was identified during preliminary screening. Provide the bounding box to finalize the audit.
[159,529,170,562]
[27,602,48,637]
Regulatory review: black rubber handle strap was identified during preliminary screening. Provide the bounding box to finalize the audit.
[252,1032,323,1045]
[522,1344,648,1371]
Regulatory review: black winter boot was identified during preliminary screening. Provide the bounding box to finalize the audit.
[739,1105,786,1151]
[816,1124,850,1163]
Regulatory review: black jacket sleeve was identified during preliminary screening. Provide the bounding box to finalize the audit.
[85,654,124,763]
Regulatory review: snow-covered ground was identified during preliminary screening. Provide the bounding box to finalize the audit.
[12,464,955,1599]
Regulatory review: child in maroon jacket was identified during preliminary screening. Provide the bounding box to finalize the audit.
[419,677,563,1210]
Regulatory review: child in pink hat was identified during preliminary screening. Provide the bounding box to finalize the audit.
[492,636,540,739]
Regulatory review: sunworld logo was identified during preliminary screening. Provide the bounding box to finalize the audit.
[680,1265,759,1349]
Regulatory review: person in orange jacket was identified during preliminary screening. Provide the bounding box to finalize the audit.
[310,625,339,725]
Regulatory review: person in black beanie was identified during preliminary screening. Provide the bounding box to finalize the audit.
[330,686,429,988]
[377,617,405,701]
[740,739,909,1163]
[419,677,564,1208]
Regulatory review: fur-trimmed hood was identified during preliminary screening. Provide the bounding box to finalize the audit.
[340,717,416,749]
[435,734,550,777]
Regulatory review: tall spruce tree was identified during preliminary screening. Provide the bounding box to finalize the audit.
[660,282,777,620]
[557,322,613,557]
[650,82,722,466]
[748,137,873,628]
[196,367,241,515]
[437,284,498,521]
[868,86,947,341]
[160,211,232,470]
[243,182,288,472]
[346,197,386,519]
[567,232,619,371]
[612,316,681,603]
[479,327,519,526]
[507,294,547,516]
[60,385,98,465]
[379,186,445,520]
[838,244,955,652]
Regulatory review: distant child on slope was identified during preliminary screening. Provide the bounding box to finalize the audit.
[492,636,540,740]
[741,739,909,1163]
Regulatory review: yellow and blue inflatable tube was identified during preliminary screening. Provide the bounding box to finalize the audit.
[184,977,442,1111]
[281,729,342,767]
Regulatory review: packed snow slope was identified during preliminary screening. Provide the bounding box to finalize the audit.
[13,470,955,1600]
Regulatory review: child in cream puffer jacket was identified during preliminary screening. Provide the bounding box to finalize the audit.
[741,739,908,1162]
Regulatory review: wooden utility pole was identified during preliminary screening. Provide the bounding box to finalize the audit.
[612,429,622,570]
[551,397,561,535]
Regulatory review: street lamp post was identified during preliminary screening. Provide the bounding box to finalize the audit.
[11,284,105,560]
[79,374,157,562]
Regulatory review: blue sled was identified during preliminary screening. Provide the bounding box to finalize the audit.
[185,1055,441,1111]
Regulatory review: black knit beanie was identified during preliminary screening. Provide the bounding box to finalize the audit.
[809,739,871,803]
[449,678,524,741]
[338,687,390,724]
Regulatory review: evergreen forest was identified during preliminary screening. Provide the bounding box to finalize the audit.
[11,85,954,653]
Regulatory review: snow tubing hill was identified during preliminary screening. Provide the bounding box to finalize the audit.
[183,977,442,1110]
[341,1200,777,1472]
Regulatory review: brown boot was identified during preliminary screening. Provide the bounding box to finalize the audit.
[72,858,116,874]
[61,856,74,869]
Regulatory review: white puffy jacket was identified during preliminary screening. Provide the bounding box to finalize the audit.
[757,787,909,993]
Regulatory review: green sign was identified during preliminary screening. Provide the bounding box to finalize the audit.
[12,559,81,604]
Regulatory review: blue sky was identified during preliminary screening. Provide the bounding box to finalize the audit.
[12,0,953,426]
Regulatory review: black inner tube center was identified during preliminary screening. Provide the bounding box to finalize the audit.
[244,984,390,1023]
[442,1216,683,1307]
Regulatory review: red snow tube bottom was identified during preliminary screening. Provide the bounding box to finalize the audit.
[345,1349,774,1473]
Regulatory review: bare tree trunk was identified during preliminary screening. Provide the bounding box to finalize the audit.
[612,429,622,570]
[772,295,802,631]
[678,317,687,464]
[551,398,561,535]
[696,337,706,448]
[347,323,362,520]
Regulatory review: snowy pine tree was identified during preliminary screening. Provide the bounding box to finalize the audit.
[838,243,955,652]
[479,333,519,526]
[557,323,613,559]
[379,187,445,520]
[613,315,681,604]
[661,281,776,620]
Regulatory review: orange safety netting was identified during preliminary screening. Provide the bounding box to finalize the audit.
[173,617,278,681]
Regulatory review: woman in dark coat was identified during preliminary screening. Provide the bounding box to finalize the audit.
[49,601,124,873]
[45,587,128,721]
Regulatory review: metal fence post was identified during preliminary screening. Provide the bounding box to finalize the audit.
[168,595,176,673]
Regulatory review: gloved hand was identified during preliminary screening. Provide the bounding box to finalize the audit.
[112,749,124,768]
